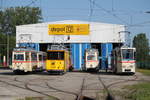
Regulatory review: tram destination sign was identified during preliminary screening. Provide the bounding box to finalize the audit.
[48,24,89,35]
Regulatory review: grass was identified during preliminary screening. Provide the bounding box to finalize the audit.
[124,82,150,100]
[137,68,150,76]
[109,82,150,100]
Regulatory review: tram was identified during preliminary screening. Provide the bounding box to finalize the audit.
[111,46,136,74]
[12,47,46,74]
[84,49,99,71]
[46,45,71,74]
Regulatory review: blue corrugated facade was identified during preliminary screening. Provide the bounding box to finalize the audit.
[18,43,114,70]
[70,43,91,70]
[70,43,113,70]
[101,43,113,69]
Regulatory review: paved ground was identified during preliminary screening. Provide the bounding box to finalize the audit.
[0,69,149,100]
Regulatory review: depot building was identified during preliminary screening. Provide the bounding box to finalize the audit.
[16,20,125,70]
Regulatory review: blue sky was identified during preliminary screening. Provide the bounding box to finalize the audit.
[1,0,150,42]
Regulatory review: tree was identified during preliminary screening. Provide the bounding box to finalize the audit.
[0,7,42,36]
[133,33,150,69]
[0,33,7,60]
[0,7,42,65]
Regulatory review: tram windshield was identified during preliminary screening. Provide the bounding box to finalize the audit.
[47,51,64,60]
[14,54,24,61]
[87,55,97,61]
[122,49,134,60]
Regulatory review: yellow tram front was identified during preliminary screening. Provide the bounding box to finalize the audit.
[46,50,69,74]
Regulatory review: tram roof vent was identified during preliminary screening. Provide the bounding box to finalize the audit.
[13,47,35,51]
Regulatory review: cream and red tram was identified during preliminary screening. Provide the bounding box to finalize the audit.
[12,48,46,74]
[111,47,136,74]
[84,49,99,71]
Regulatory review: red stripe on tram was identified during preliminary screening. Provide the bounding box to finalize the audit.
[119,61,135,63]
[12,61,44,63]
[86,60,98,62]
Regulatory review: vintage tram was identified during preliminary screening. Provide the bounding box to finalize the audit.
[46,45,71,74]
[111,46,136,74]
[12,48,46,74]
[84,49,99,71]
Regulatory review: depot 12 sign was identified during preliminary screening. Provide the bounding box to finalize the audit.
[48,24,89,35]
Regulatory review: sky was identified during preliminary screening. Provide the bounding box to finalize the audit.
[1,0,150,43]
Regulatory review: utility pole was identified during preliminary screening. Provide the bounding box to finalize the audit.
[6,9,10,67]
[7,33,9,66]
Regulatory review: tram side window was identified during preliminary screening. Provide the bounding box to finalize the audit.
[39,55,43,61]
[58,52,64,60]
[43,55,47,60]
[31,53,37,61]
[14,54,24,61]
[26,52,30,61]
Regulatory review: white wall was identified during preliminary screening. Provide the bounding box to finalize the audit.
[16,20,125,44]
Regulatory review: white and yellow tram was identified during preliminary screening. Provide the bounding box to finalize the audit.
[111,47,136,74]
[12,48,46,74]
[84,49,99,71]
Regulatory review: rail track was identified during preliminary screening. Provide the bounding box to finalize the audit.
[76,74,87,100]
[0,72,148,100]
[79,74,140,100]
[0,76,59,99]
[0,75,88,100]
[45,73,96,100]
[107,74,138,89]
[98,75,115,100]
[45,74,94,100]
[46,82,77,96]
[96,74,144,100]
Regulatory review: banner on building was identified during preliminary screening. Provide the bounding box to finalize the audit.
[48,24,89,35]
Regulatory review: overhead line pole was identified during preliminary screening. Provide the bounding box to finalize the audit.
[7,32,9,67]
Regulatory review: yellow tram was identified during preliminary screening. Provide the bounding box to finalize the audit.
[46,50,71,74]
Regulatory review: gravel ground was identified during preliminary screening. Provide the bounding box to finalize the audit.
[0,69,149,100]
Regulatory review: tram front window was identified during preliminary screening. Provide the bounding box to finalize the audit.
[14,54,24,61]
[87,55,96,61]
[47,52,64,60]
[122,49,134,60]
